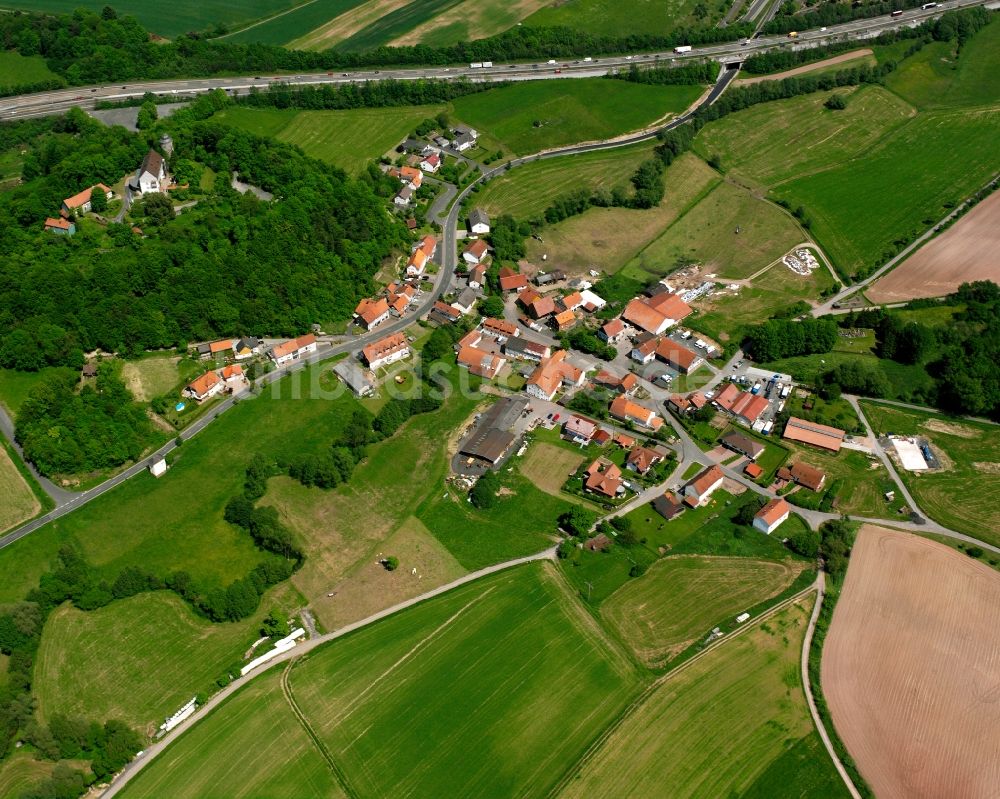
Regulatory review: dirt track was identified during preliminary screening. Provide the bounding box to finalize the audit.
[867,189,1000,302]
[735,49,873,85]
[821,525,1000,799]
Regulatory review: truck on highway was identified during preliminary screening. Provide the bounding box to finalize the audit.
[891,9,904,15]
[921,2,937,8]
[470,62,483,69]
[787,31,798,38]
[583,56,593,62]
[547,59,557,65]
[482,61,493,68]
[674,45,692,54]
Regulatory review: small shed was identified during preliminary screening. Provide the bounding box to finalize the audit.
[149,458,168,478]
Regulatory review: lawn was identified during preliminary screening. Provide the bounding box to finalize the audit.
[524,0,720,36]
[452,80,704,156]
[0,366,77,414]
[120,353,190,402]
[4,0,299,38]
[557,596,849,799]
[691,85,916,190]
[860,401,1000,545]
[291,563,640,798]
[601,554,806,667]
[126,564,642,798]
[475,142,655,219]
[521,152,721,276]
[773,106,1000,279]
[214,104,447,174]
[0,365,360,606]
[0,442,41,534]
[34,588,302,731]
[119,668,344,799]
[623,178,806,281]
[884,18,1000,110]
[686,254,837,345]
[0,51,61,90]
[518,440,587,497]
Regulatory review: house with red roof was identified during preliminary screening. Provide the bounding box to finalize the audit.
[269,334,317,366]
[61,183,113,216]
[584,459,625,498]
[184,370,223,402]
[754,497,791,534]
[362,333,410,370]
[683,465,724,507]
[355,297,391,330]
[463,239,489,265]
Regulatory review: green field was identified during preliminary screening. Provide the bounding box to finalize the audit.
[452,80,703,156]
[34,589,301,730]
[120,668,344,799]
[601,555,805,667]
[687,254,837,344]
[525,0,718,36]
[860,401,1000,544]
[884,19,1000,110]
[692,86,916,190]
[0,365,359,606]
[0,443,40,534]
[0,366,77,414]
[773,106,1000,278]
[214,104,446,173]
[520,152,721,276]
[2,0,299,38]
[120,564,641,798]
[557,596,850,799]
[0,50,61,90]
[388,0,552,48]
[476,143,654,218]
[120,353,193,402]
[623,178,806,281]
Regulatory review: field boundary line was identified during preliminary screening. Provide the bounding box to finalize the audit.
[330,585,498,726]
[281,660,361,799]
[215,0,323,40]
[544,581,819,798]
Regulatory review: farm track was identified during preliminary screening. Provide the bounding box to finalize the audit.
[543,577,822,799]
[280,660,360,799]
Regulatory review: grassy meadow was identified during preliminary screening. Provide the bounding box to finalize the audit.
[860,401,1000,544]
[601,555,806,667]
[0,51,62,90]
[452,80,703,156]
[0,367,77,415]
[476,142,655,218]
[214,104,447,174]
[622,178,805,281]
[121,564,642,798]
[389,0,552,47]
[119,668,345,799]
[557,597,850,799]
[525,0,719,36]
[0,443,41,534]
[34,588,303,731]
[3,0,298,38]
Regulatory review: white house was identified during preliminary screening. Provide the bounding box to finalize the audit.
[451,287,478,316]
[419,153,441,173]
[269,334,318,366]
[754,498,791,534]
[394,185,413,207]
[183,370,223,402]
[683,465,724,507]
[469,209,490,235]
[362,332,410,370]
[134,150,167,195]
[462,239,488,265]
[149,458,168,478]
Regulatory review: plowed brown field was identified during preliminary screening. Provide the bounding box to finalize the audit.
[867,189,1000,302]
[822,525,1000,799]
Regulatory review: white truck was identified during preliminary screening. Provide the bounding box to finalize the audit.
[674,45,692,54]
[482,61,493,68]
[583,56,593,62]
[470,62,483,69]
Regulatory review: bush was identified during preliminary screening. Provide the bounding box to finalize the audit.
[824,93,847,111]
[470,470,501,509]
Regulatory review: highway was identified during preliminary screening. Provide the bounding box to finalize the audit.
[0,0,989,121]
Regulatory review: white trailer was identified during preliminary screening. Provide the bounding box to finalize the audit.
[674,45,692,54]
[482,61,493,68]
[470,62,483,69]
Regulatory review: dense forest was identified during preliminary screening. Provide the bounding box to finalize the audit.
[0,94,406,367]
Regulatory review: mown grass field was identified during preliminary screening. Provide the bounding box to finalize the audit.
[623,178,805,281]
[884,19,1000,110]
[0,751,59,799]
[293,564,639,798]
[452,80,703,156]
[691,86,916,190]
[687,254,837,344]
[558,597,850,799]
[119,668,344,799]
[214,104,446,173]
[860,401,1000,544]
[601,555,805,667]
[120,353,189,402]
[0,365,358,606]
[0,51,61,90]
[476,142,655,219]
[521,152,720,275]
[518,441,587,497]
[773,106,1000,278]
[34,588,301,731]
[225,0,364,45]
[5,0,299,38]
[525,0,718,36]
[0,443,40,534]
[123,564,641,798]
[390,0,551,47]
